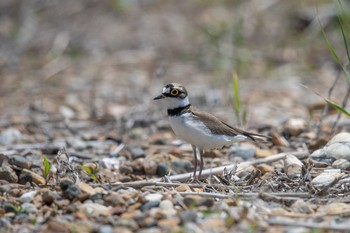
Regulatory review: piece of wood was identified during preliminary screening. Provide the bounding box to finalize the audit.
[149,151,309,182]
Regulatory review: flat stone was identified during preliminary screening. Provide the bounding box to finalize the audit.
[157,217,180,230]
[19,190,37,203]
[79,202,112,217]
[129,147,145,159]
[180,211,197,223]
[140,201,160,211]
[8,156,32,169]
[104,193,125,207]
[229,146,256,160]
[20,169,45,185]
[145,193,163,202]
[0,166,18,183]
[46,220,70,233]
[332,159,350,170]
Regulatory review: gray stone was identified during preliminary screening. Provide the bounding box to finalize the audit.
[229,146,256,161]
[0,128,21,145]
[8,156,32,169]
[171,160,193,174]
[311,132,350,163]
[332,159,350,170]
[180,211,197,223]
[0,166,18,183]
[156,163,168,177]
[19,190,37,203]
[129,147,145,159]
[62,184,81,200]
[140,201,160,211]
[21,203,37,214]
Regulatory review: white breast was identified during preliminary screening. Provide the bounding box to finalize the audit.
[169,113,247,149]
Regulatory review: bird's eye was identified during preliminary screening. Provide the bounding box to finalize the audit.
[170,89,179,96]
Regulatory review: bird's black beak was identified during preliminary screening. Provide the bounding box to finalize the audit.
[153,94,165,100]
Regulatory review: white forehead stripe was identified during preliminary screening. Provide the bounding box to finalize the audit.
[163,87,170,93]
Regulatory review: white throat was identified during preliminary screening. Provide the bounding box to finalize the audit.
[163,96,190,110]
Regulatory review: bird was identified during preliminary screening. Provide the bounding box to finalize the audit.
[153,83,270,180]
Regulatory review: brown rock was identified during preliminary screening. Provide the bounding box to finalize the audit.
[256,164,274,174]
[144,157,158,175]
[0,166,18,183]
[20,169,45,185]
[158,217,180,230]
[46,220,70,233]
[255,148,276,157]
[104,192,125,207]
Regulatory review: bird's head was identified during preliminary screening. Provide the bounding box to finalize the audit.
[153,83,189,109]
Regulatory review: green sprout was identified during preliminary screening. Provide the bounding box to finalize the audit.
[43,155,51,179]
[81,164,99,183]
[232,70,247,126]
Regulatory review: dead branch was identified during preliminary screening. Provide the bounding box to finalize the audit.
[149,150,309,182]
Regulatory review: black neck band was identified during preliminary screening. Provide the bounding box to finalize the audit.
[167,104,191,116]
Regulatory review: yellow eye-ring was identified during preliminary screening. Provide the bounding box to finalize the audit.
[170,89,179,96]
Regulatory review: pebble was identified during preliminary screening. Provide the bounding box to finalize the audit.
[145,193,163,202]
[100,157,121,170]
[311,132,350,163]
[180,211,197,223]
[159,199,176,217]
[157,217,180,230]
[332,159,350,170]
[0,128,21,145]
[0,166,18,183]
[144,159,157,175]
[4,203,17,213]
[62,184,81,200]
[8,156,32,169]
[104,193,125,206]
[183,222,203,233]
[171,160,193,174]
[115,218,139,231]
[129,147,145,159]
[19,190,37,203]
[199,198,214,207]
[229,146,256,160]
[156,163,169,177]
[79,203,112,217]
[140,201,160,211]
[42,190,56,205]
[46,220,70,233]
[311,170,344,191]
[21,203,38,214]
[20,169,46,185]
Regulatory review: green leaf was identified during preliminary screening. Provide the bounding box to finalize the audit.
[325,98,350,118]
[320,25,341,65]
[81,165,93,175]
[301,84,350,118]
[43,156,51,179]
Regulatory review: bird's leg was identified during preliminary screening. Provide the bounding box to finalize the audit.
[191,145,197,179]
[198,149,204,180]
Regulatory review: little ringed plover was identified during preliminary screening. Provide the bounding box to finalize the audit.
[154,83,270,180]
